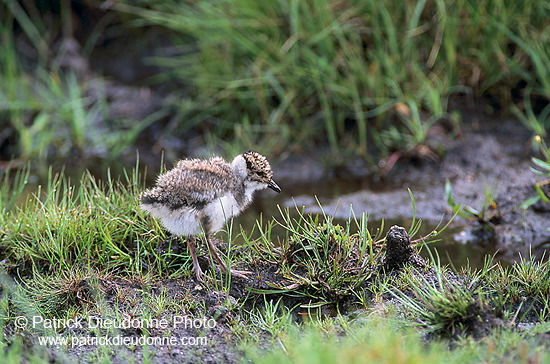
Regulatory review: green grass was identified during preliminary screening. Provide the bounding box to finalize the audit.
[244,313,550,364]
[0,165,244,321]
[387,253,550,337]
[113,0,549,159]
[388,255,494,338]
[1,167,549,362]
[485,254,550,322]
[1,1,549,167]
[521,136,550,208]
[0,166,159,276]
[241,199,446,307]
[244,205,384,305]
[0,1,163,166]
[245,317,458,364]
[243,252,550,363]
[444,178,501,228]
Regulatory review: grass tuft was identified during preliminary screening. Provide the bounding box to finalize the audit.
[246,205,384,306]
[0,166,165,278]
[389,262,493,338]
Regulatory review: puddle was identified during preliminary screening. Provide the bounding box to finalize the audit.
[234,181,494,270]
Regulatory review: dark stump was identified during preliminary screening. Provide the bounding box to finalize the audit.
[383,225,426,271]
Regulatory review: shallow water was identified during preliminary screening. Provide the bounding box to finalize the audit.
[235,179,493,270]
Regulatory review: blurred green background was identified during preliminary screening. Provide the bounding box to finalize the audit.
[1,0,548,173]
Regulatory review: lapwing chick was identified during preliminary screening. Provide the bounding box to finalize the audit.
[141,151,281,281]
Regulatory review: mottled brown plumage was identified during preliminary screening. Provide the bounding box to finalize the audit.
[141,157,235,211]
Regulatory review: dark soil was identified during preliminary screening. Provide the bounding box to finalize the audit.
[39,277,245,363]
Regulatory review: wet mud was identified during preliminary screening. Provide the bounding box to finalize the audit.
[272,113,549,265]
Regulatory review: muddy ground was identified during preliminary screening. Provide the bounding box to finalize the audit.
[274,111,550,265]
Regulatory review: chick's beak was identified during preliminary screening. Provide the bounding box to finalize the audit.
[268,179,282,193]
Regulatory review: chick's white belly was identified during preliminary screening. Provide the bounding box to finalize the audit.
[141,193,242,236]
[142,203,202,236]
[162,210,203,236]
[202,193,242,232]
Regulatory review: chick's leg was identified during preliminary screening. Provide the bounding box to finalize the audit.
[186,237,205,282]
[205,236,252,279]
